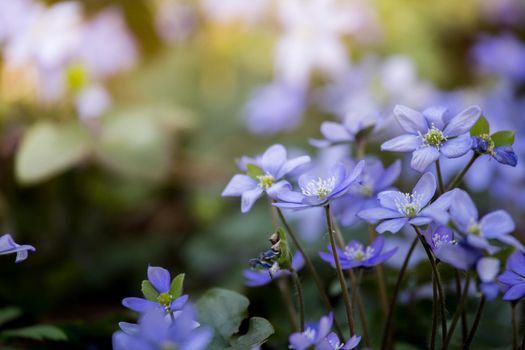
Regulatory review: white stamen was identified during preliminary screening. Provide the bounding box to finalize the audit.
[301,176,336,199]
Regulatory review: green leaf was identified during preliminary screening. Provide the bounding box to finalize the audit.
[169,273,185,298]
[246,164,264,179]
[141,280,159,301]
[15,122,91,185]
[491,130,515,147]
[1,325,67,341]
[0,308,21,327]
[230,317,274,349]
[196,288,249,349]
[470,116,490,136]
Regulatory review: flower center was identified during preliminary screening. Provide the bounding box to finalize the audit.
[468,224,481,236]
[257,173,275,189]
[422,126,447,147]
[480,133,495,155]
[345,246,374,261]
[157,292,173,307]
[301,176,336,199]
[395,192,423,218]
[303,327,316,341]
[432,232,454,248]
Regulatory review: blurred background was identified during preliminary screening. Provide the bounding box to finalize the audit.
[1,0,524,348]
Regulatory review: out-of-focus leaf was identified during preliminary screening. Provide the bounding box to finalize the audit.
[169,273,185,298]
[230,317,274,350]
[15,122,91,185]
[246,164,263,179]
[1,325,67,341]
[0,308,21,327]
[141,280,159,301]
[491,130,515,147]
[470,116,489,136]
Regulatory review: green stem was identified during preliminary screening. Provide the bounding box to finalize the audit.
[275,207,344,337]
[381,235,419,350]
[291,270,305,332]
[446,154,479,191]
[355,137,367,160]
[276,278,300,332]
[442,272,471,349]
[431,276,438,350]
[368,225,389,317]
[463,295,485,349]
[325,205,356,336]
[435,160,445,194]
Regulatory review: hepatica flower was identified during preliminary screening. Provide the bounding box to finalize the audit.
[0,233,35,263]
[499,251,525,301]
[319,235,397,269]
[382,105,481,172]
[244,252,304,287]
[471,134,517,167]
[222,144,310,213]
[358,173,456,234]
[123,266,188,315]
[289,313,361,350]
[450,189,524,254]
[113,305,212,350]
[273,161,364,209]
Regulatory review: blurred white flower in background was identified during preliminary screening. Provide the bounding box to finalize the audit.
[200,0,269,25]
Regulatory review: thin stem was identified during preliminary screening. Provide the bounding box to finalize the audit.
[291,270,305,332]
[443,272,471,349]
[463,295,485,349]
[381,235,419,350]
[457,271,468,344]
[446,154,478,191]
[275,207,343,337]
[277,278,300,332]
[325,205,355,336]
[435,160,445,194]
[431,276,437,350]
[512,302,518,350]
[414,227,447,343]
[368,225,389,317]
[351,269,371,348]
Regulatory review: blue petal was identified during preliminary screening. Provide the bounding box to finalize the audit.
[376,218,408,234]
[316,313,333,341]
[343,335,362,349]
[498,271,524,286]
[480,210,515,238]
[503,283,525,301]
[277,155,311,179]
[480,282,500,301]
[450,189,478,231]
[497,235,525,252]
[422,106,447,130]
[476,257,500,283]
[261,144,287,178]
[411,146,440,172]
[221,174,257,197]
[122,297,158,313]
[443,105,482,137]
[393,105,428,133]
[440,135,472,158]
[381,134,422,152]
[375,160,402,190]
[241,187,264,213]
[139,308,170,343]
[148,266,171,293]
[412,172,436,208]
[507,251,525,274]
[357,207,402,224]
[377,191,406,211]
[289,333,313,350]
[494,146,518,167]
[320,121,353,141]
[171,294,189,310]
[179,327,213,350]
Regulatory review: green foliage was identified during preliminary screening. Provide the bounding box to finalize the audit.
[141,280,160,301]
[169,273,185,299]
[246,164,264,179]
[0,308,21,327]
[196,288,274,349]
[470,116,490,136]
[491,130,516,147]
[1,325,67,341]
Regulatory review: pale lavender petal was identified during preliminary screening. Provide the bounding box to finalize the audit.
[118,322,139,335]
[375,160,401,190]
[411,146,440,172]
[422,106,447,130]
[170,294,189,310]
[477,257,500,283]
[376,218,408,234]
[480,282,500,301]
[507,252,525,273]
[262,144,287,177]
[412,172,437,208]
[497,235,525,252]
[267,180,292,199]
[357,207,402,224]
[180,327,213,350]
[503,283,525,301]
[450,189,478,231]
[148,266,171,293]
[316,313,333,341]
[377,191,406,211]
[480,210,515,238]
[289,333,312,350]
[222,174,257,196]
[241,187,264,213]
[409,216,433,225]
[443,105,482,137]
[381,134,422,152]
[343,335,362,349]
[277,155,311,179]
[393,105,428,133]
[440,134,472,158]
[122,297,158,312]
[320,121,352,141]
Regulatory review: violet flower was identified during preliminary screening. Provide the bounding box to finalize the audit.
[289,313,360,350]
[499,251,525,301]
[113,305,212,350]
[244,252,304,287]
[123,266,188,314]
[358,173,457,234]
[319,235,397,269]
[471,136,518,167]
[273,161,364,210]
[477,257,501,301]
[381,105,481,172]
[309,113,377,148]
[222,144,310,213]
[0,233,35,263]
[450,189,524,254]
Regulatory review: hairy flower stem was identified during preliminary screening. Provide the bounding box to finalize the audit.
[414,226,447,343]
[381,235,419,350]
[291,270,305,332]
[325,205,356,336]
[431,277,438,350]
[368,225,389,317]
[275,207,344,337]
[442,272,471,349]
[277,278,300,332]
[435,160,445,194]
[512,302,518,350]
[464,295,485,349]
[446,154,479,191]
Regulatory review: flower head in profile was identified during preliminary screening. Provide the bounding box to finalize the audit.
[244,252,304,287]
[273,161,364,210]
[0,234,35,263]
[382,105,481,172]
[113,305,212,350]
[319,235,397,269]
[358,173,457,234]
[450,189,524,254]
[289,313,361,350]
[471,134,518,167]
[123,266,188,315]
[476,257,501,300]
[222,144,310,213]
[499,251,525,301]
